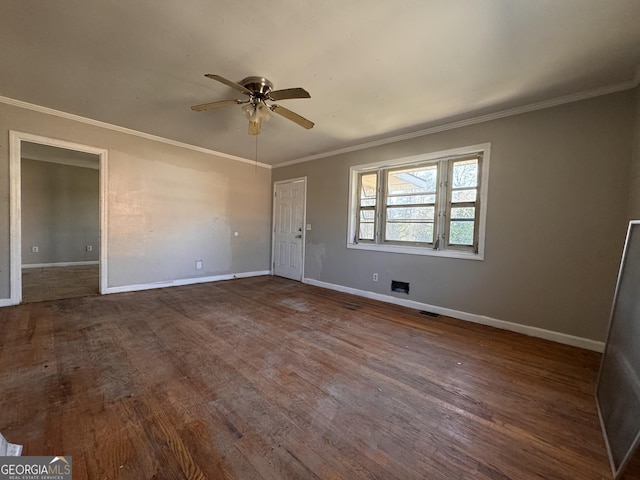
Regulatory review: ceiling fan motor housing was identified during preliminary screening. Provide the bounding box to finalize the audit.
[240,77,274,99]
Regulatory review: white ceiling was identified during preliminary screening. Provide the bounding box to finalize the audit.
[2,0,640,166]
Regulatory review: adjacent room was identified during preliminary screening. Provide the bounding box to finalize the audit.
[20,142,100,303]
[1,1,640,479]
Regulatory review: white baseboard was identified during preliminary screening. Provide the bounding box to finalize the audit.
[22,261,99,269]
[104,270,272,295]
[0,298,13,307]
[303,278,605,353]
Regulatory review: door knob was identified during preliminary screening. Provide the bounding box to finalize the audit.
[295,234,302,238]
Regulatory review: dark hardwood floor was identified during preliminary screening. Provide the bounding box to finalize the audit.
[0,276,630,479]
[22,264,99,303]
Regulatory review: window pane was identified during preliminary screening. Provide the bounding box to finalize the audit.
[360,173,377,206]
[450,206,475,220]
[359,223,374,240]
[386,194,436,205]
[387,164,438,195]
[449,221,474,245]
[386,222,433,243]
[360,210,375,221]
[451,189,476,202]
[386,206,434,221]
[451,159,478,189]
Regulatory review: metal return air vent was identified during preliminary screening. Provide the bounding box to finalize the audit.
[391,280,410,294]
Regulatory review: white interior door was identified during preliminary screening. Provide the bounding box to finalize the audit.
[273,179,305,281]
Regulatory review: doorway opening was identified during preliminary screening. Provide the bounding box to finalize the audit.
[9,132,108,305]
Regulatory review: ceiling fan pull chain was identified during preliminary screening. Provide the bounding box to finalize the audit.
[255,134,259,172]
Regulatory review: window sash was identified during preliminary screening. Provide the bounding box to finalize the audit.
[445,157,481,251]
[356,172,378,242]
[381,163,439,246]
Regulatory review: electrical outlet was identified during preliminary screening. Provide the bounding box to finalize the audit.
[196,260,203,270]
[86,245,93,252]
[32,246,39,253]
[373,273,378,282]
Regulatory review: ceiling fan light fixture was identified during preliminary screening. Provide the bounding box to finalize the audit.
[256,103,273,122]
[242,102,273,123]
[240,103,254,119]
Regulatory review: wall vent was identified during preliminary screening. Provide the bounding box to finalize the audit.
[391,280,410,294]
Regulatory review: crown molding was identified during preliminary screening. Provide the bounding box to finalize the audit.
[3,75,636,172]
[274,80,637,168]
[0,96,270,170]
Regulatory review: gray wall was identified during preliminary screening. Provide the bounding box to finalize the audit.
[629,86,640,219]
[0,102,272,296]
[273,91,636,342]
[21,158,99,265]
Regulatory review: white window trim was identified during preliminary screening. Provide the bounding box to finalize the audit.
[347,143,490,260]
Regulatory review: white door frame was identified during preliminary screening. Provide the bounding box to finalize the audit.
[9,130,109,305]
[271,177,307,281]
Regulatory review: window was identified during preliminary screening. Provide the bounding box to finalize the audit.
[348,144,489,260]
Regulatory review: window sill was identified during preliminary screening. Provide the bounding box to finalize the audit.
[346,242,484,260]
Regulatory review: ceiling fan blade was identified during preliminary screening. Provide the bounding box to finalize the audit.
[248,120,261,135]
[268,88,311,101]
[271,105,314,129]
[191,99,240,112]
[205,74,252,95]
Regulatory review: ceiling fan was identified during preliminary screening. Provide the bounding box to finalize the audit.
[191,74,314,135]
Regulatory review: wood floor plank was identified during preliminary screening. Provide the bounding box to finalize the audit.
[0,276,620,479]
